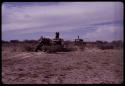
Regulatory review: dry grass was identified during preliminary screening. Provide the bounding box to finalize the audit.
[2,42,36,52]
[2,40,123,52]
[2,41,123,84]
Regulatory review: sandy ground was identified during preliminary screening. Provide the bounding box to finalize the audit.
[2,48,123,84]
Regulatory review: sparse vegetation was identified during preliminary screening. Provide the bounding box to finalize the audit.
[97,44,114,50]
[2,40,123,52]
[2,40,37,52]
[2,39,123,84]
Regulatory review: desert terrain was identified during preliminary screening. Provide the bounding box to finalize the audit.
[2,42,123,84]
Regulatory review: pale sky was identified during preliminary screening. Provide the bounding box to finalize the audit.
[2,2,123,42]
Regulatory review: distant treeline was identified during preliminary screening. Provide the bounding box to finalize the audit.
[2,39,123,52]
[2,39,123,44]
[2,40,38,43]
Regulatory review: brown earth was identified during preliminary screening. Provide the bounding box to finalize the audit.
[2,48,123,84]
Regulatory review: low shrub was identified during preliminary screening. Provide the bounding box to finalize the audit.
[97,44,114,50]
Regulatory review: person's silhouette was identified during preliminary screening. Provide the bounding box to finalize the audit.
[55,32,59,39]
